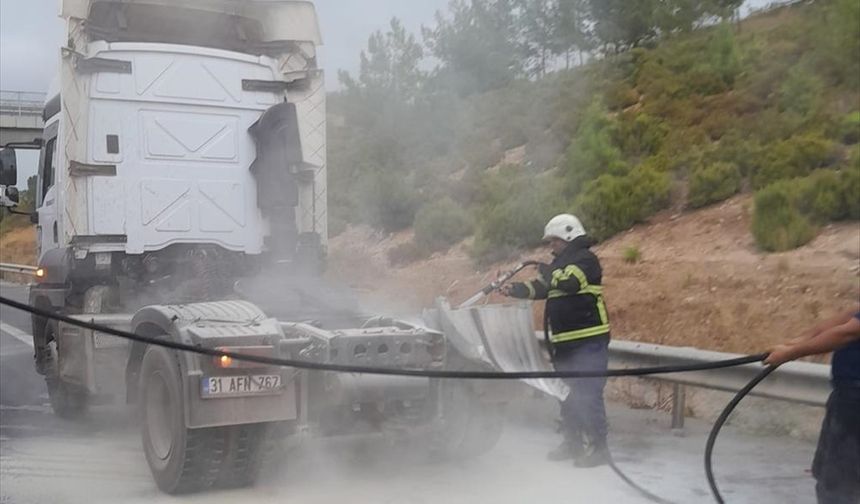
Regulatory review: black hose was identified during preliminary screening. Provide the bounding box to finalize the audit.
[704,365,779,503]
[0,295,768,380]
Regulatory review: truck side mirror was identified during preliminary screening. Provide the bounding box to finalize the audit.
[4,186,19,205]
[30,211,39,224]
[0,148,17,186]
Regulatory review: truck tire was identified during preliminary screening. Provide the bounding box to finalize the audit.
[214,423,269,489]
[139,345,227,494]
[433,381,505,460]
[43,321,89,419]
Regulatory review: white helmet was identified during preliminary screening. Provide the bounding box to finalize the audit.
[543,214,586,242]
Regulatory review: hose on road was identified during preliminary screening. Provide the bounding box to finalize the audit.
[0,294,779,503]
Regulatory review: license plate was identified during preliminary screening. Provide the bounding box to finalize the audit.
[201,375,282,398]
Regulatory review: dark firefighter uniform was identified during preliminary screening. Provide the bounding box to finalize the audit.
[507,235,611,466]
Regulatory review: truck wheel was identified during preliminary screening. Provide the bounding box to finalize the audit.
[139,345,226,494]
[43,321,89,419]
[215,423,269,489]
[433,381,505,460]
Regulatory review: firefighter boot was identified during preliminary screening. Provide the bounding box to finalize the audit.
[574,440,610,468]
[547,434,584,462]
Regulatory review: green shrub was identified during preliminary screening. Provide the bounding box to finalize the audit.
[574,167,672,241]
[471,171,566,264]
[707,133,762,177]
[747,108,805,144]
[640,151,672,173]
[659,126,711,161]
[413,198,473,252]
[713,22,740,68]
[840,112,860,144]
[361,173,419,233]
[700,108,735,141]
[814,0,860,87]
[686,24,741,95]
[617,112,669,159]
[686,67,730,96]
[841,150,860,219]
[688,162,742,208]
[751,162,859,252]
[795,170,846,222]
[752,134,838,188]
[778,64,823,117]
[752,182,817,252]
[634,55,684,102]
[563,99,629,195]
[604,81,640,111]
[623,246,642,264]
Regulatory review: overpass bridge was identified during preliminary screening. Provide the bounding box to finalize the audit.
[0,90,45,148]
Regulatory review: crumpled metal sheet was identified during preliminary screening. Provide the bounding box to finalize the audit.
[424,298,569,400]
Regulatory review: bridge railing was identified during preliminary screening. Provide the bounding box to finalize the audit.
[0,91,47,118]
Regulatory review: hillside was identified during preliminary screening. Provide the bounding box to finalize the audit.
[328,195,860,356]
[0,226,36,270]
[328,0,859,267]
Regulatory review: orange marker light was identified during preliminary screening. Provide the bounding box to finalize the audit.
[35,268,46,279]
[219,355,233,368]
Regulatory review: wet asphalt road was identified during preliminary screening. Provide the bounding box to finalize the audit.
[0,281,818,504]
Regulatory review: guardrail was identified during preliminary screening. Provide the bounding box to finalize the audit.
[0,263,38,275]
[606,340,830,428]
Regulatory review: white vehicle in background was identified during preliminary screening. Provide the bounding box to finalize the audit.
[0,0,506,494]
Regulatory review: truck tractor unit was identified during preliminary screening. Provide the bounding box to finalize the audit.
[0,0,506,494]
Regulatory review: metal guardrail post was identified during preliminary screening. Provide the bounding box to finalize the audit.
[671,383,686,431]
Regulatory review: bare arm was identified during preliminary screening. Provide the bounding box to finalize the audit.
[765,313,860,365]
[785,306,860,345]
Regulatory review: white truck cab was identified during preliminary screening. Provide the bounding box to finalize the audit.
[26,0,327,295]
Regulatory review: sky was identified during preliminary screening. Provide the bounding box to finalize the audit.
[0,0,449,92]
[1,0,779,186]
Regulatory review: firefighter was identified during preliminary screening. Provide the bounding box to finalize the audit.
[502,214,611,468]
[765,305,860,504]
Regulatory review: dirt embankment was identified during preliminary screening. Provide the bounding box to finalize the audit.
[329,196,860,356]
[0,225,37,281]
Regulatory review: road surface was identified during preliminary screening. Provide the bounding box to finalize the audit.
[0,282,818,503]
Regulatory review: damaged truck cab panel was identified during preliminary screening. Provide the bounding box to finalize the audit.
[33,0,326,297]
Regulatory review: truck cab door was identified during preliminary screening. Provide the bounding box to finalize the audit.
[36,132,59,259]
